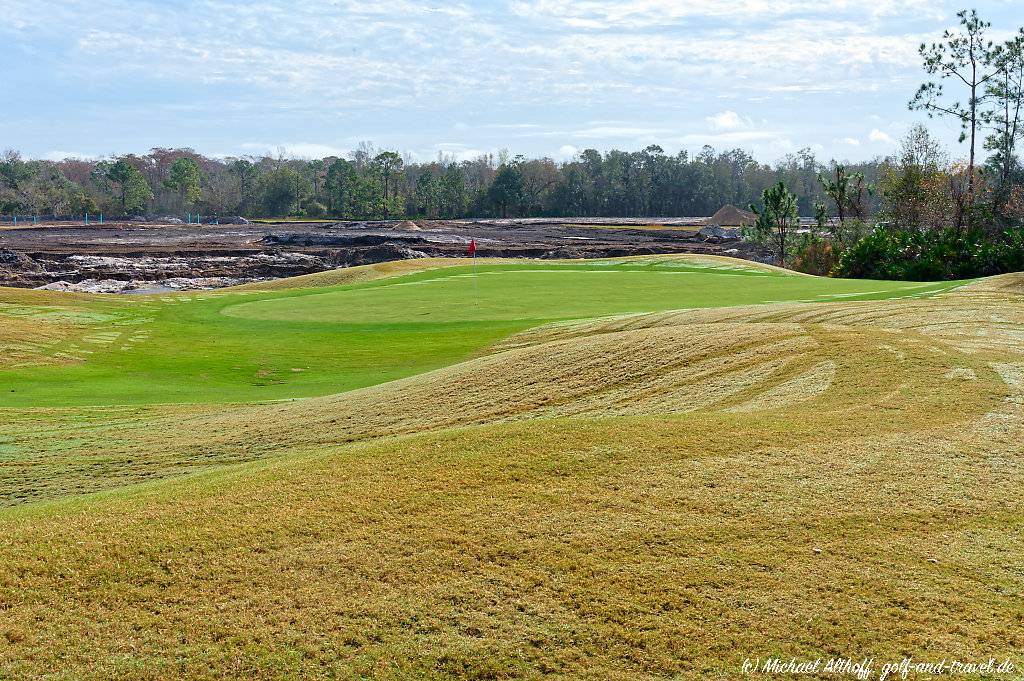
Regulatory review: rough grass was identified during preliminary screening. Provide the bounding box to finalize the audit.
[0,263,1021,678]
[0,316,73,369]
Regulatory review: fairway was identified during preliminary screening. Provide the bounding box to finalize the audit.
[0,257,961,408]
[2,256,1021,680]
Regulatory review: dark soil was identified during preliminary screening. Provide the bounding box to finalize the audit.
[0,218,765,290]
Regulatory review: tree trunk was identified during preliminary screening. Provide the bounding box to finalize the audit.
[968,59,977,212]
[778,225,786,267]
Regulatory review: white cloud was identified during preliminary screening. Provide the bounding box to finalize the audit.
[556,144,579,159]
[43,150,96,161]
[835,137,861,146]
[431,143,489,162]
[510,0,932,28]
[869,129,895,144]
[569,126,668,139]
[706,111,753,132]
[239,142,349,159]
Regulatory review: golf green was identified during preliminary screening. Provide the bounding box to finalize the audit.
[0,257,965,408]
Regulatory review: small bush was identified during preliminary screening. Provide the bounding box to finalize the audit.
[833,226,1024,281]
[792,237,838,276]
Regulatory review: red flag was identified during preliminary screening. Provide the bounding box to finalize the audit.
[468,239,476,257]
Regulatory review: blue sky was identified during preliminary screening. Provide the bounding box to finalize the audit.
[0,0,1020,163]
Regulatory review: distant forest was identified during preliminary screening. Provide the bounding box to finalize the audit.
[0,143,889,221]
[1,7,1020,283]
[1,8,1021,233]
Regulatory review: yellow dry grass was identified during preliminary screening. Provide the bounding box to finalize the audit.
[0,274,1022,678]
[228,258,516,292]
[0,316,68,369]
[0,291,123,368]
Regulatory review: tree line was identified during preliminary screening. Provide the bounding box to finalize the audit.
[0,142,886,222]
[2,123,1015,229]
[0,8,1020,281]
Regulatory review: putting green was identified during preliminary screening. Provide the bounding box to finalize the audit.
[223,261,958,324]
[0,257,966,408]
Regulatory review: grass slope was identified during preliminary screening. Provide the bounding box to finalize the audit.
[0,256,959,408]
[1,257,1021,679]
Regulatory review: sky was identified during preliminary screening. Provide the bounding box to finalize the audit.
[0,0,1020,164]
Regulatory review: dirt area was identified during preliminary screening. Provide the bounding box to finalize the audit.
[0,218,762,291]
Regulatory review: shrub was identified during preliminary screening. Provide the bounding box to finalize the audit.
[833,226,1024,280]
[792,236,838,276]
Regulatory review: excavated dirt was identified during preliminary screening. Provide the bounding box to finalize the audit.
[0,218,764,291]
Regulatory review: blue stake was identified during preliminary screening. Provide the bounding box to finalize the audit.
[12,215,16,226]
[99,212,103,225]
[85,212,89,226]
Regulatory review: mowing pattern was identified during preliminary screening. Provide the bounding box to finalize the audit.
[0,273,1018,506]
[0,262,1022,678]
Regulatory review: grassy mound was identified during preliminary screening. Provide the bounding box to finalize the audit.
[0,258,1021,678]
[0,256,957,408]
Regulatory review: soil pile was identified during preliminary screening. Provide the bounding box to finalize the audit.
[708,205,756,227]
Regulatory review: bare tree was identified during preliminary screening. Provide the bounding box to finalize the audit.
[910,9,995,205]
[984,31,1024,194]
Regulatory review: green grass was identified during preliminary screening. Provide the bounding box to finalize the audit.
[1,256,1020,679]
[0,257,963,408]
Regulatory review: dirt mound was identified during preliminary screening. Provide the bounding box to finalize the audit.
[337,244,429,266]
[708,204,756,227]
[0,249,37,268]
[0,249,41,285]
[395,220,422,231]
